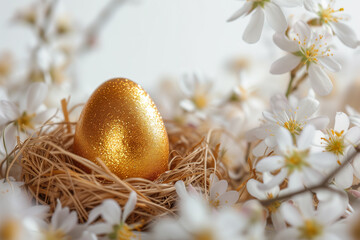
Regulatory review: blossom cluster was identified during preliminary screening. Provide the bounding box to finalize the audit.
[1,0,360,240]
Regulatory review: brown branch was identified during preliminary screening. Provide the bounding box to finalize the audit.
[79,0,128,53]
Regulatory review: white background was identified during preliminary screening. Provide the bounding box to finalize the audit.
[1,0,360,96]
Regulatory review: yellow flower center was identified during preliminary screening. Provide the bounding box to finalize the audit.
[43,229,68,240]
[266,193,281,213]
[194,229,215,240]
[250,0,270,9]
[0,219,21,240]
[294,33,333,65]
[109,223,139,240]
[285,150,310,173]
[318,6,344,24]
[209,199,220,208]
[283,119,303,135]
[15,112,36,132]
[298,219,323,240]
[321,129,345,156]
[192,94,208,110]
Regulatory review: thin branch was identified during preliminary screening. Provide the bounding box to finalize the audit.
[79,0,128,53]
[285,64,303,98]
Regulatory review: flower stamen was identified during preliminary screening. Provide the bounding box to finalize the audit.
[321,129,345,156]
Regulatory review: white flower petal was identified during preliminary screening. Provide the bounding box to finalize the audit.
[334,163,353,189]
[180,99,196,112]
[304,0,319,12]
[297,125,315,151]
[294,21,312,43]
[276,127,293,153]
[59,211,78,233]
[345,126,360,146]
[307,116,329,130]
[303,168,324,188]
[352,153,360,179]
[330,21,358,48]
[252,141,268,157]
[317,189,348,225]
[263,111,277,123]
[0,100,20,124]
[318,57,341,72]
[243,7,265,44]
[308,64,333,96]
[256,156,284,172]
[321,233,342,240]
[308,152,337,172]
[122,191,137,222]
[1,124,18,153]
[272,211,286,231]
[265,135,277,148]
[180,197,208,229]
[246,179,267,200]
[295,193,315,219]
[175,180,188,199]
[275,227,300,240]
[280,202,303,226]
[270,54,301,74]
[273,33,299,52]
[259,168,287,190]
[227,2,253,22]
[22,82,48,113]
[334,112,350,133]
[101,199,122,225]
[33,108,58,125]
[264,2,287,33]
[87,223,113,235]
[296,97,319,121]
[346,105,357,116]
[218,191,240,206]
[210,180,228,200]
[285,171,304,192]
[273,0,302,7]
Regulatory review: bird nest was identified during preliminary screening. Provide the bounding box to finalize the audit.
[4,100,228,225]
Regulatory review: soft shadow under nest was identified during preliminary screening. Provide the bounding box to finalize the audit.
[8,111,227,225]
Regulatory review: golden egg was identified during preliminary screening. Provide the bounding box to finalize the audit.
[73,78,169,180]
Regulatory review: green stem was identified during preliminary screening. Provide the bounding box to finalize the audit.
[285,64,303,98]
[285,75,295,98]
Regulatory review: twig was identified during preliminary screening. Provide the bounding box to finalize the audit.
[291,72,308,94]
[260,146,360,206]
[285,64,303,98]
[79,0,128,53]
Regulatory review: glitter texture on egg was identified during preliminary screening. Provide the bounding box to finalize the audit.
[73,78,169,180]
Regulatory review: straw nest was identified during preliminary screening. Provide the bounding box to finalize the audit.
[6,101,228,225]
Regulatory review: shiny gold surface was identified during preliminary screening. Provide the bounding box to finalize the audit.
[73,78,169,180]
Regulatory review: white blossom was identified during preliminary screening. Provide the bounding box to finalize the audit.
[270,21,341,96]
[247,173,286,230]
[346,105,360,127]
[175,176,239,209]
[0,179,49,240]
[256,125,336,191]
[227,0,302,43]
[0,82,57,156]
[151,191,265,240]
[86,191,142,240]
[313,112,360,189]
[304,0,358,48]
[249,93,328,157]
[276,192,348,240]
[179,73,218,122]
[40,200,88,240]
